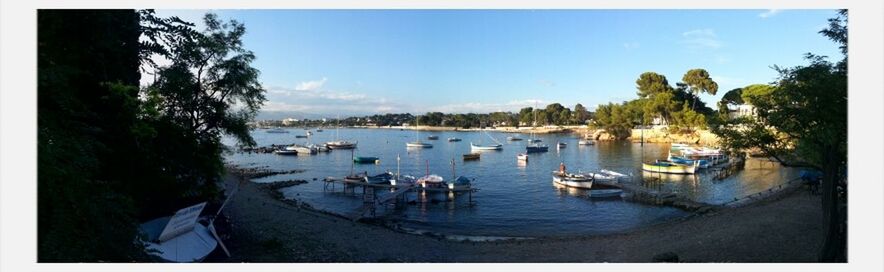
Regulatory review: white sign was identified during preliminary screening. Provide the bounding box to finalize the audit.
[157,202,207,242]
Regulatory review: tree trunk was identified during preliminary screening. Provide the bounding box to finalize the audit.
[818,149,846,262]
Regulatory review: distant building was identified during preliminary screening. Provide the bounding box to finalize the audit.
[282,118,299,126]
[729,104,757,119]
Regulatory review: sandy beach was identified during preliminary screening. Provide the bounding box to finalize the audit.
[213,170,823,263]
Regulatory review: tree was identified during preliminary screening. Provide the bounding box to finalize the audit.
[717,87,744,115]
[711,10,847,262]
[573,103,590,125]
[518,107,534,125]
[636,72,673,98]
[681,69,719,111]
[740,84,775,105]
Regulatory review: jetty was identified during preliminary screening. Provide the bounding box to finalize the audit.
[322,177,478,221]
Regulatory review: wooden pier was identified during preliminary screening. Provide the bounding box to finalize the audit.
[322,177,477,221]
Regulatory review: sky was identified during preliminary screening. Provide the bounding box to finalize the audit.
[151,9,843,118]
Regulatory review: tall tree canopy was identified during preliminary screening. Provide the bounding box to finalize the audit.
[711,9,847,262]
[635,72,674,98]
[681,69,719,111]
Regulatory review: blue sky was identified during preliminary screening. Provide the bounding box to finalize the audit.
[152,9,843,117]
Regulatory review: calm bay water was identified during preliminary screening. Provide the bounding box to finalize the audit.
[222,128,798,237]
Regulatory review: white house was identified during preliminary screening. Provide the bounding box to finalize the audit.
[729,104,757,119]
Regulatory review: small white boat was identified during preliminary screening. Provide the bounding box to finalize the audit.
[307,143,330,153]
[527,139,542,143]
[557,142,567,148]
[407,141,433,148]
[578,139,594,145]
[517,153,528,161]
[285,145,316,155]
[326,140,357,149]
[552,171,593,189]
[600,169,629,177]
[416,174,445,188]
[273,149,297,155]
[471,142,503,150]
[306,131,313,136]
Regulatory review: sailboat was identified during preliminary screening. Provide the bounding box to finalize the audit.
[406,116,433,148]
[526,104,549,153]
[470,126,503,150]
[326,115,357,149]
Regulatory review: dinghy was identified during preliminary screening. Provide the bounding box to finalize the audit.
[552,171,594,189]
[463,153,480,161]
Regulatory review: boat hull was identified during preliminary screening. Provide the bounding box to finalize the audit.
[552,175,594,189]
[526,145,549,153]
[406,142,433,148]
[642,161,697,174]
[471,143,502,150]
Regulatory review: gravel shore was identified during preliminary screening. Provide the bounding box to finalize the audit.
[217,172,823,262]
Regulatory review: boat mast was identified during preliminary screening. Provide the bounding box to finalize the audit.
[396,153,401,179]
[350,148,354,176]
[451,159,456,181]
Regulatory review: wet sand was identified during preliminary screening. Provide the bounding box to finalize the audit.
[217,172,823,262]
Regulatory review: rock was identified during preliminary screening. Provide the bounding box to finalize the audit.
[652,252,679,262]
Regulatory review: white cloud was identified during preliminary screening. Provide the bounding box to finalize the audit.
[294,77,328,91]
[538,80,556,87]
[623,42,640,49]
[426,99,549,114]
[681,28,722,49]
[758,9,781,19]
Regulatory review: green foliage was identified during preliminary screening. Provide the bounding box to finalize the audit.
[681,69,719,111]
[635,72,673,98]
[740,84,775,106]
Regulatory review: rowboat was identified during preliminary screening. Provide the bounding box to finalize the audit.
[463,153,480,161]
[517,153,528,161]
[326,140,357,149]
[507,136,523,141]
[578,139,594,145]
[316,129,323,132]
[273,149,297,155]
[589,189,623,198]
[353,156,379,164]
[471,142,502,150]
[427,135,439,140]
[448,137,462,142]
[552,171,594,189]
[407,141,433,148]
[344,172,368,182]
[642,160,700,174]
[669,155,711,168]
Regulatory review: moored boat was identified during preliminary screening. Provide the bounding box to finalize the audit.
[517,153,528,161]
[552,171,594,189]
[353,156,380,164]
[507,136,523,141]
[526,144,549,153]
[669,155,711,168]
[286,145,316,155]
[427,135,439,140]
[273,149,298,155]
[407,116,433,148]
[470,142,502,150]
[447,137,462,142]
[416,174,445,188]
[463,153,480,161]
[366,172,395,184]
[295,135,308,138]
[642,160,700,174]
[448,176,473,190]
[578,139,594,145]
[589,189,623,198]
[557,142,567,148]
[326,140,357,149]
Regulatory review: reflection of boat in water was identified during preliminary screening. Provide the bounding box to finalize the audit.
[642,160,699,174]
[642,170,701,183]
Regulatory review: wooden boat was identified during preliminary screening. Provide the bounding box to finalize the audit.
[285,145,315,155]
[273,149,298,155]
[447,137,462,142]
[669,155,711,168]
[326,140,357,149]
[463,153,480,161]
[589,189,623,198]
[427,135,439,140]
[578,139,594,145]
[552,171,593,189]
[471,142,502,150]
[507,136,523,141]
[642,160,700,174]
[353,156,379,164]
[517,153,528,161]
[407,117,433,148]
